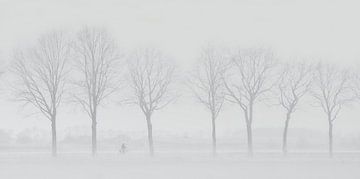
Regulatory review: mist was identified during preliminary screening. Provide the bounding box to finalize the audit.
[1,0,360,178]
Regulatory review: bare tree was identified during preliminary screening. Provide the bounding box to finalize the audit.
[277,62,312,155]
[127,48,175,156]
[188,47,226,156]
[223,48,277,156]
[311,63,353,157]
[72,27,120,156]
[12,31,70,157]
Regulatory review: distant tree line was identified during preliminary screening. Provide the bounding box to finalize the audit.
[5,27,360,157]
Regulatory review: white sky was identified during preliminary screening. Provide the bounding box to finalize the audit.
[0,0,360,139]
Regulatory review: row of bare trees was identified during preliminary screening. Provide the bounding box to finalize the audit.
[191,47,358,158]
[11,28,175,157]
[189,47,278,157]
[8,27,360,157]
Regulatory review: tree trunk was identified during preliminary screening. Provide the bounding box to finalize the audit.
[247,101,254,157]
[146,114,154,156]
[51,118,57,157]
[282,112,291,156]
[92,116,97,157]
[211,116,217,156]
[328,120,333,158]
[246,122,253,156]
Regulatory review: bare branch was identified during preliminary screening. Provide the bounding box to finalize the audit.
[277,61,313,114]
[223,47,278,123]
[127,48,176,116]
[311,63,354,123]
[12,31,70,122]
[71,27,121,119]
[188,46,226,120]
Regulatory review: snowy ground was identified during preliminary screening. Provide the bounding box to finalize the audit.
[1,152,360,179]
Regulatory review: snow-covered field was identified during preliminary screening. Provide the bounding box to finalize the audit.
[1,152,360,179]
